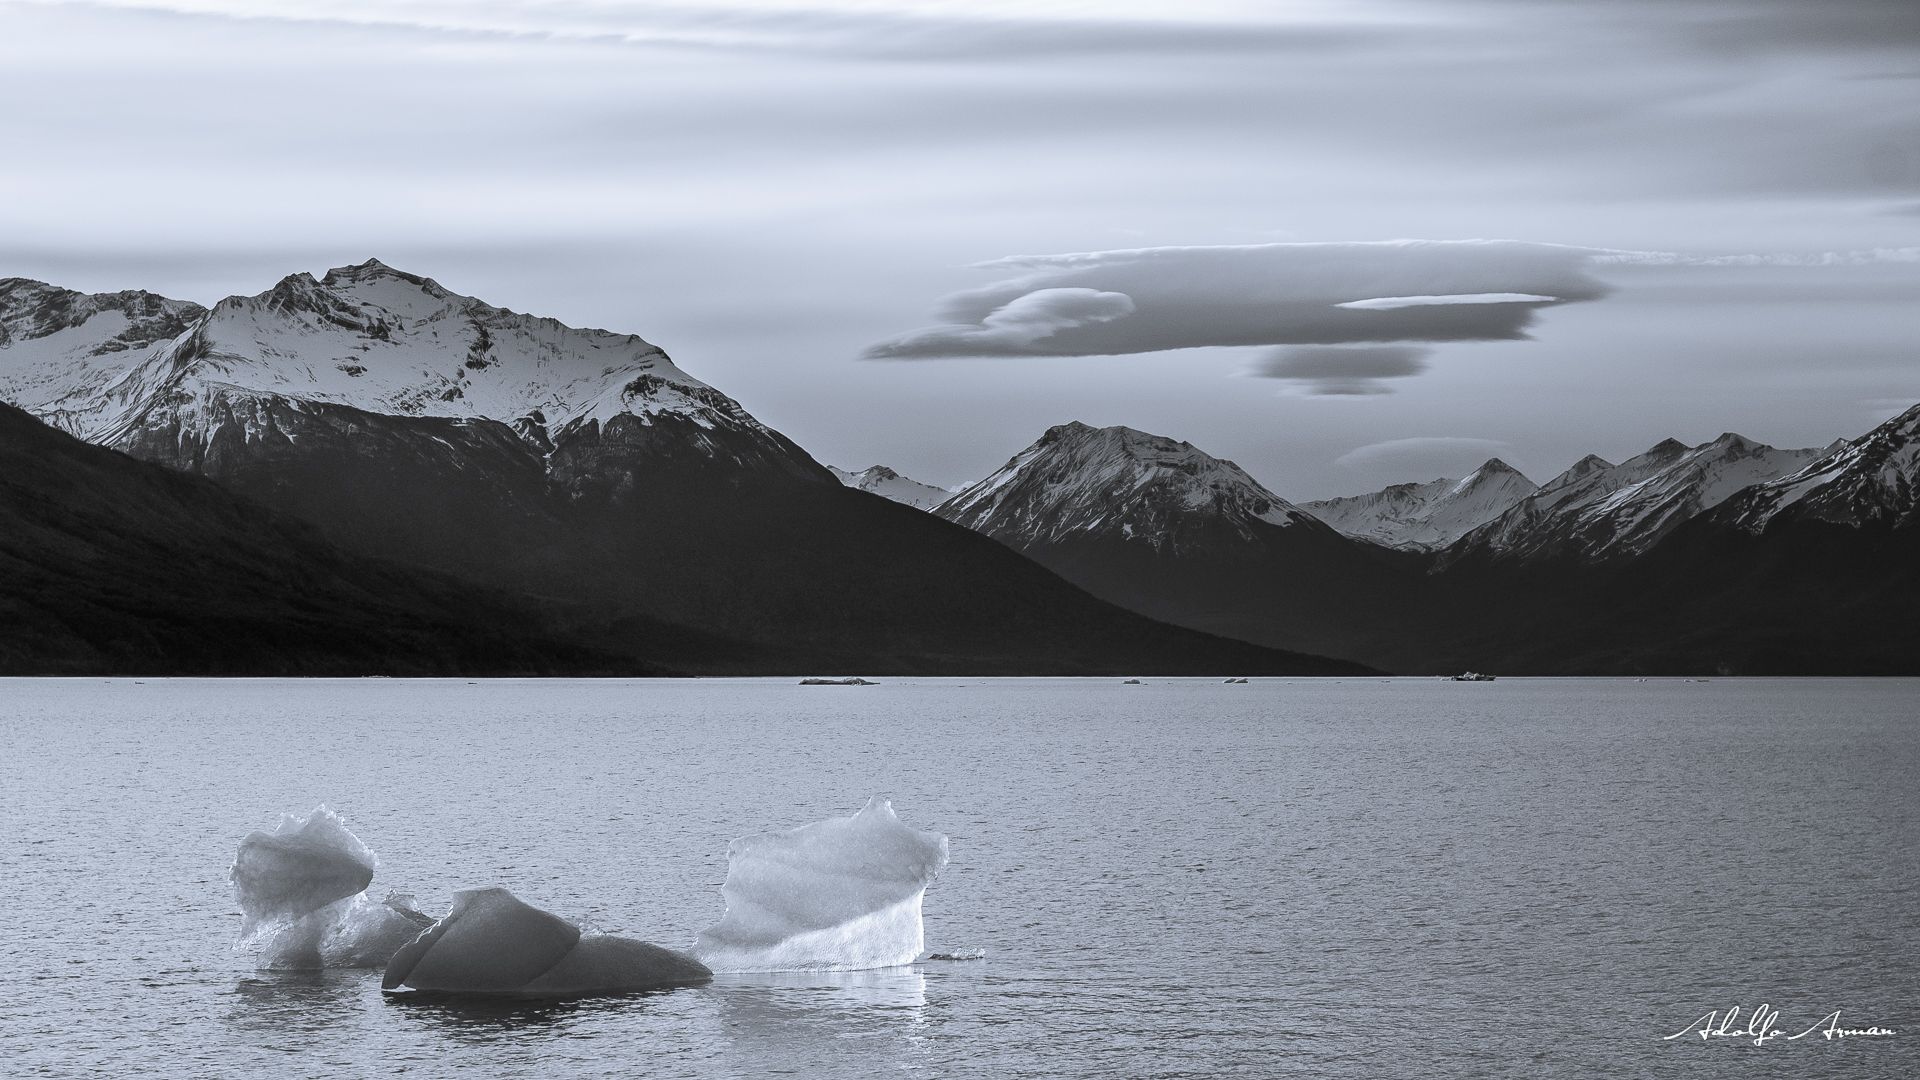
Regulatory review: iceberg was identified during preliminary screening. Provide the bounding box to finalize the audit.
[228,798,950,995]
[693,797,948,973]
[380,888,710,997]
[231,807,375,938]
[322,892,436,968]
[230,808,431,970]
[232,807,381,969]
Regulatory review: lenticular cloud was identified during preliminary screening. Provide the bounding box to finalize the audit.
[863,239,1610,358]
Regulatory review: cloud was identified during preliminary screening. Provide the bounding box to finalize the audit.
[1593,246,1920,267]
[863,240,1610,359]
[1335,292,1559,310]
[1334,436,1510,468]
[16,1,1391,59]
[872,287,1135,355]
[1249,344,1430,396]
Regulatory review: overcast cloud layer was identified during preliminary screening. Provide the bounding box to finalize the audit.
[1,0,1916,498]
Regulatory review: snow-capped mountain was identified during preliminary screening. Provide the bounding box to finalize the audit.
[829,464,953,510]
[1715,405,1920,533]
[0,278,205,437]
[1303,458,1537,550]
[6,260,820,486]
[1441,433,1833,564]
[934,421,1412,669]
[937,421,1321,550]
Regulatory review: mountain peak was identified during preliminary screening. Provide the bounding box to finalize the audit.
[829,463,952,510]
[1715,402,1920,533]
[0,260,821,472]
[1043,420,1097,441]
[1305,455,1538,550]
[1466,457,1530,483]
[939,422,1313,547]
[1043,420,1184,449]
[319,258,450,298]
[1701,431,1760,453]
[1543,453,1613,490]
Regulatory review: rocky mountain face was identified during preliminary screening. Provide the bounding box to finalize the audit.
[0,263,1363,676]
[0,402,627,675]
[828,464,953,510]
[935,422,1419,665]
[1303,458,1536,550]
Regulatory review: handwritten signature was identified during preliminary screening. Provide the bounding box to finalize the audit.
[1665,1005,1896,1046]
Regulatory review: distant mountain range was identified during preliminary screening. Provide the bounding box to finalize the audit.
[0,263,1360,676]
[3,260,1913,675]
[932,412,1920,674]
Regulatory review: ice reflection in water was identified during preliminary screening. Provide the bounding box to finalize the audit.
[222,964,936,1074]
[224,970,365,1039]
[708,969,932,1077]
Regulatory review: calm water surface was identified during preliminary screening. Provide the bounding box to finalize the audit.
[1,677,1915,1078]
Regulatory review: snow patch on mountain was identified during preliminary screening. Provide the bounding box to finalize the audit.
[937,421,1316,550]
[1304,458,1536,550]
[829,465,954,510]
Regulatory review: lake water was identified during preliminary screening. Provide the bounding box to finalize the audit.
[1,677,1914,1078]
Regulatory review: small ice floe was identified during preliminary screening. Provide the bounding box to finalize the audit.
[799,677,879,686]
[1450,671,1496,682]
[694,797,948,973]
[923,949,985,962]
[1122,678,1142,685]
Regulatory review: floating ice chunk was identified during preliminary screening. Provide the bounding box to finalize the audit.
[322,893,435,968]
[231,807,380,969]
[231,807,375,939]
[381,888,710,997]
[693,797,949,973]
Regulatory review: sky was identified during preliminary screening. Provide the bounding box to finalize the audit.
[1,0,1916,499]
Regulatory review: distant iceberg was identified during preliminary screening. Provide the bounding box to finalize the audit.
[228,798,949,997]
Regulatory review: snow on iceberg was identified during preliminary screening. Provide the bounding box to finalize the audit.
[693,797,949,973]
[380,888,711,997]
